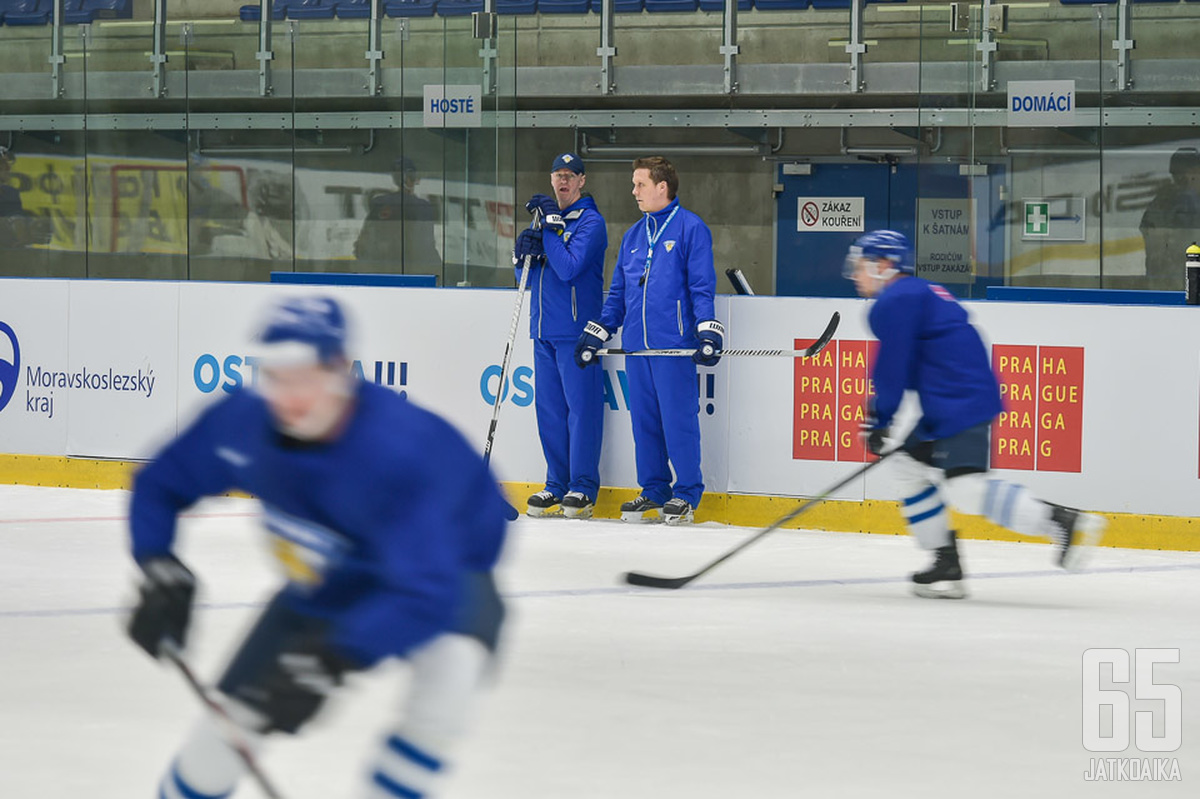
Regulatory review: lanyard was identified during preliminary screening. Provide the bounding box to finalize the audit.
[640,205,679,285]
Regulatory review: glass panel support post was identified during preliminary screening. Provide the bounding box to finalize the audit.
[366,0,386,96]
[476,2,498,96]
[597,0,616,95]
[257,0,275,97]
[50,0,66,99]
[845,0,866,93]
[151,0,169,98]
[1113,0,1135,90]
[977,0,1000,92]
[720,0,740,95]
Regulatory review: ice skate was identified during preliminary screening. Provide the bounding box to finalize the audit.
[620,495,662,524]
[662,498,694,526]
[911,534,967,599]
[526,490,562,518]
[1047,505,1106,571]
[561,491,594,519]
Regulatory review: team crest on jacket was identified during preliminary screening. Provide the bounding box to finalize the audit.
[664,240,676,252]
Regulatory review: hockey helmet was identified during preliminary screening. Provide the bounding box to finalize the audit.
[844,229,914,280]
[256,296,348,366]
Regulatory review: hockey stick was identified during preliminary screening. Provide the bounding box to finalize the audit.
[595,311,840,360]
[163,645,287,799]
[483,210,543,521]
[623,446,895,590]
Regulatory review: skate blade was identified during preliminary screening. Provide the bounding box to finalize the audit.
[526,505,563,518]
[911,581,968,600]
[563,506,594,520]
[1062,513,1107,571]
[663,512,694,526]
[621,509,661,524]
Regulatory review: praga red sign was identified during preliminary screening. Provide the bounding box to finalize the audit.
[792,339,1084,472]
[992,345,1084,473]
[792,339,877,462]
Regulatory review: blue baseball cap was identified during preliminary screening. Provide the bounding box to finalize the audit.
[551,153,585,175]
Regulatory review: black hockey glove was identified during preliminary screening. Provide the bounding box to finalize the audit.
[248,634,353,735]
[128,555,197,659]
[860,423,889,456]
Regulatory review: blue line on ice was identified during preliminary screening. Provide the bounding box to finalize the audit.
[2,563,1198,619]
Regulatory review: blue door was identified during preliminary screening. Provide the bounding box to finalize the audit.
[775,162,1003,298]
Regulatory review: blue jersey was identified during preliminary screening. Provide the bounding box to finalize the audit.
[868,276,1003,440]
[529,195,607,341]
[130,382,509,668]
[599,198,717,349]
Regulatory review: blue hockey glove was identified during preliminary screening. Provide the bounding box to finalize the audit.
[575,320,612,368]
[512,228,544,265]
[526,193,565,234]
[128,555,196,660]
[693,320,725,367]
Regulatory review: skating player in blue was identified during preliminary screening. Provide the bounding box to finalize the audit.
[125,296,508,798]
[847,230,1105,598]
[575,156,722,525]
[515,153,607,519]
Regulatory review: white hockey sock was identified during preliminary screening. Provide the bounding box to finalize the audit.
[362,634,490,799]
[901,483,952,550]
[158,714,253,799]
[975,478,1053,540]
[366,733,446,798]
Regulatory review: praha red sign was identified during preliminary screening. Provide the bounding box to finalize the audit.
[992,345,1084,473]
[792,339,1084,473]
[792,338,877,463]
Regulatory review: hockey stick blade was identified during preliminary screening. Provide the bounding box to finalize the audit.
[623,571,694,590]
[622,449,895,591]
[802,311,840,358]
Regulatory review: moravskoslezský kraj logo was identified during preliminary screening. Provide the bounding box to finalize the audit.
[0,320,20,412]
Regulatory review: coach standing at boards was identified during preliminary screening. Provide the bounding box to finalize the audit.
[516,153,608,519]
[574,156,722,526]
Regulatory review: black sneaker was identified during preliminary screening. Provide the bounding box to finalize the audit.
[1047,504,1106,570]
[526,490,562,518]
[662,498,694,525]
[561,491,594,519]
[620,495,661,524]
[911,532,967,599]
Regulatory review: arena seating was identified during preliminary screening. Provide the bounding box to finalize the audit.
[5,0,1183,27]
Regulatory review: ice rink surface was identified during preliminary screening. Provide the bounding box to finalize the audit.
[1,485,1197,798]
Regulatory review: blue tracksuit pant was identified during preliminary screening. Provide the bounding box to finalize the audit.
[625,355,704,506]
[534,339,603,498]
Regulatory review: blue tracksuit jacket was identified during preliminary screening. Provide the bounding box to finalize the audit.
[528,195,606,341]
[599,198,716,348]
[597,198,717,506]
[523,195,607,498]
